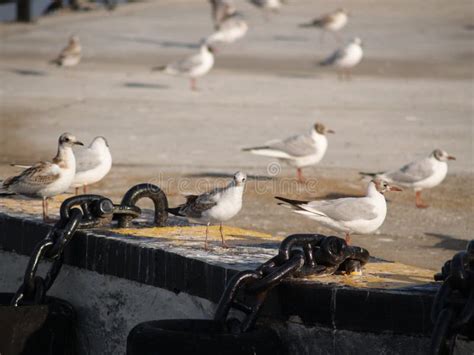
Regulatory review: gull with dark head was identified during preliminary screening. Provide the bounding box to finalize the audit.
[300,8,348,42]
[152,42,215,91]
[320,37,363,80]
[167,172,246,249]
[360,149,456,208]
[1,133,83,221]
[51,35,82,67]
[276,179,402,244]
[71,136,112,195]
[243,123,334,182]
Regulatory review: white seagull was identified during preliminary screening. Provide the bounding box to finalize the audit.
[299,8,348,42]
[50,35,82,67]
[242,123,334,182]
[206,11,248,46]
[360,149,456,208]
[71,136,112,195]
[152,42,215,91]
[249,0,281,15]
[320,37,363,79]
[167,171,247,249]
[276,179,402,244]
[1,133,83,221]
[209,0,236,28]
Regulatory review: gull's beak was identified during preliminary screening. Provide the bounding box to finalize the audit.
[327,129,335,134]
[447,155,456,160]
[389,185,403,192]
[74,141,84,146]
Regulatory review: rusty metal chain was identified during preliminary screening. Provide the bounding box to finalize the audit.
[214,234,370,333]
[430,240,474,355]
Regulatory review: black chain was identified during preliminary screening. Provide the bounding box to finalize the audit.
[60,183,168,229]
[11,183,169,306]
[430,240,474,355]
[11,208,83,306]
[214,234,370,333]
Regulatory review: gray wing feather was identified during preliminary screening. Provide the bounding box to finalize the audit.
[386,158,434,183]
[170,53,203,74]
[269,134,316,157]
[306,198,377,221]
[180,187,225,218]
[320,48,346,66]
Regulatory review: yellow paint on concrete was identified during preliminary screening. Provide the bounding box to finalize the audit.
[114,225,277,242]
[301,261,435,289]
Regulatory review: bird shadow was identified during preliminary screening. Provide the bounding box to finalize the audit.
[123,82,169,89]
[108,35,199,49]
[185,172,273,181]
[272,35,309,42]
[9,68,48,76]
[424,233,470,251]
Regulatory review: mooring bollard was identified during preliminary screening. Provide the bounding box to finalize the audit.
[127,234,370,354]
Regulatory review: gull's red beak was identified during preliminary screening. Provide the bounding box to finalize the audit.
[389,185,403,192]
[447,155,456,160]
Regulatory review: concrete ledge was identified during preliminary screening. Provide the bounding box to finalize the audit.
[0,211,438,337]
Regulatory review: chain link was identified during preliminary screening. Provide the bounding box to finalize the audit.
[214,234,370,333]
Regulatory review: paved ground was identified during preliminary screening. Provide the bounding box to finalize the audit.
[0,0,472,271]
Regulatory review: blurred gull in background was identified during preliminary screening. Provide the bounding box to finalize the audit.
[299,8,349,43]
[243,123,334,182]
[50,35,82,67]
[320,37,363,80]
[153,42,215,91]
[360,149,456,208]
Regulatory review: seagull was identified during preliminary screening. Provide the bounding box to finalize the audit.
[209,0,236,29]
[152,42,215,91]
[167,171,247,249]
[276,179,402,244]
[242,123,334,182]
[71,136,112,195]
[360,149,456,208]
[206,11,248,46]
[320,37,363,80]
[299,8,348,42]
[1,133,83,222]
[50,35,82,67]
[249,0,281,16]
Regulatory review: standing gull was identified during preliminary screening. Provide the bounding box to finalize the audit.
[206,10,248,47]
[152,42,215,91]
[242,123,334,182]
[50,35,82,67]
[167,172,246,249]
[320,37,363,80]
[276,179,402,244]
[71,136,112,195]
[299,8,348,42]
[360,149,456,208]
[1,133,83,221]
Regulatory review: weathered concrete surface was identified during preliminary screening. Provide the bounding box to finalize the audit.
[0,251,215,355]
[0,0,472,271]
